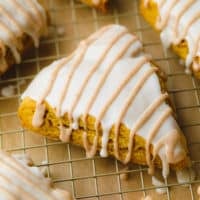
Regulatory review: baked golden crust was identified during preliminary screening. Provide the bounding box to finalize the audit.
[18,62,189,171]
[140,0,200,78]
[18,97,189,170]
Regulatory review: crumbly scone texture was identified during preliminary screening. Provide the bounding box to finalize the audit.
[18,63,189,171]
[140,0,200,78]
[80,0,108,12]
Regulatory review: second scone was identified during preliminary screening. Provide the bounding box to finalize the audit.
[0,0,48,75]
[140,0,200,77]
[18,24,190,179]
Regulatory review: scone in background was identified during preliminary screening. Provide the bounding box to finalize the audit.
[0,0,200,199]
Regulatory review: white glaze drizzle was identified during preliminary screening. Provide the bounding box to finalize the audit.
[145,104,171,175]
[57,26,114,143]
[32,103,46,127]
[0,0,47,71]
[116,66,159,164]
[156,0,178,29]
[22,25,188,178]
[56,26,112,119]
[81,34,135,158]
[0,151,72,200]
[80,29,131,157]
[154,0,200,71]
[152,176,167,194]
[113,56,149,159]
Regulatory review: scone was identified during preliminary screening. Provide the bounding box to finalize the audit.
[140,0,200,77]
[18,24,190,179]
[0,150,72,200]
[80,0,108,11]
[0,0,48,75]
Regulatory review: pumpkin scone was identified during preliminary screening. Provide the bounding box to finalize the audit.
[80,0,108,11]
[19,24,191,179]
[0,0,48,75]
[140,0,200,77]
[0,150,73,200]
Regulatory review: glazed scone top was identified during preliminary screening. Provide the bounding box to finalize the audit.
[0,0,47,72]
[147,0,200,72]
[22,25,188,178]
[0,151,72,200]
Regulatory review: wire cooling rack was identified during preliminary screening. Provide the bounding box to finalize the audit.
[0,0,200,199]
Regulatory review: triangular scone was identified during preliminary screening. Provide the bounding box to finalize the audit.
[0,151,72,200]
[140,0,200,77]
[19,24,190,178]
[0,0,48,75]
[80,0,108,11]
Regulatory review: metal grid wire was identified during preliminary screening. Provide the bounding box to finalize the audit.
[0,0,200,199]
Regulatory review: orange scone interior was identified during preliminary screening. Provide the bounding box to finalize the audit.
[19,25,190,179]
[0,0,48,75]
[140,0,200,77]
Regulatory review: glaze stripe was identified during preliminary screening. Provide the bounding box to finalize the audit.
[56,26,113,118]
[10,0,39,46]
[57,27,124,143]
[0,160,51,199]
[0,4,22,33]
[113,56,151,159]
[0,152,58,199]
[145,106,172,174]
[156,0,178,29]
[0,175,36,199]
[172,0,195,38]
[58,28,128,145]
[32,57,73,127]
[82,36,137,157]
[123,67,160,164]
[72,30,129,121]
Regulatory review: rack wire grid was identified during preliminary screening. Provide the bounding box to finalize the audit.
[0,0,200,199]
